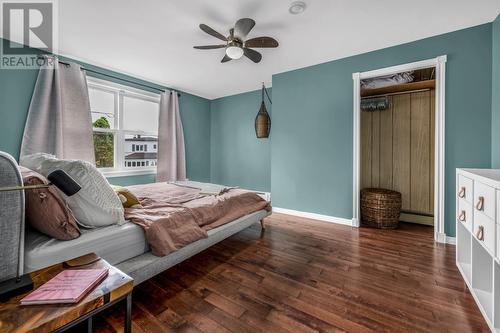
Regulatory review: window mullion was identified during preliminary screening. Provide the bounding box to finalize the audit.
[117,90,125,170]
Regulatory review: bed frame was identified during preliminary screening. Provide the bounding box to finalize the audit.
[116,210,270,284]
[1,150,271,286]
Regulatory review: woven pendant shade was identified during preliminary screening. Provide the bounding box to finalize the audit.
[255,101,271,138]
[255,83,271,138]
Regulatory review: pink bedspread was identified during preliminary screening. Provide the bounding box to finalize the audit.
[124,182,271,256]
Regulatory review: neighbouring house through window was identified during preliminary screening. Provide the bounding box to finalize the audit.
[88,77,160,176]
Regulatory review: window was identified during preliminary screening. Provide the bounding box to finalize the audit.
[88,77,160,176]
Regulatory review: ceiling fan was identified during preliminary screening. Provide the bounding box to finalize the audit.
[194,18,279,63]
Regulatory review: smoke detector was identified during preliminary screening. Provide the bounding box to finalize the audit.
[289,1,307,15]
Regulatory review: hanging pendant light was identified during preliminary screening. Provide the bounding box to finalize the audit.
[255,83,271,138]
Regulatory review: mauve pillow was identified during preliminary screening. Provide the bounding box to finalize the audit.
[19,166,80,240]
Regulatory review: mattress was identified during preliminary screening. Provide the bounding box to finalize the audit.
[117,209,270,285]
[24,221,148,273]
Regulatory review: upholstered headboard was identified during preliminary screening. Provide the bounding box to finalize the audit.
[0,152,25,281]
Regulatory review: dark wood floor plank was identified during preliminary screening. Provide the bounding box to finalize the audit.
[93,213,489,332]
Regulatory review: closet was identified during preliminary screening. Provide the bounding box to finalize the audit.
[360,68,435,225]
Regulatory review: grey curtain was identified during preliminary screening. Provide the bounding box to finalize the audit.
[157,90,186,182]
[20,56,95,164]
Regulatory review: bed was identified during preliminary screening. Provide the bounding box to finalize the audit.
[23,181,271,284]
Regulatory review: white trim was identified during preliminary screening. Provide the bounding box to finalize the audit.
[273,207,355,226]
[87,76,161,101]
[445,236,456,245]
[352,72,361,228]
[352,55,447,242]
[435,55,447,244]
[102,168,156,178]
[358,58,446,80]
[436,232,447,243]
[89,76,161,176]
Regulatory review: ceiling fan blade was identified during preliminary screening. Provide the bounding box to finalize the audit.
[193,44,226,50]
[221,54,232,63]
[245,37,279,48]
[199,24,227,41]
[234,18,255,39]
[243,48,262,63]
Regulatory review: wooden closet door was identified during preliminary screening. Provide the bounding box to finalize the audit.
[410,91,432,214]
[392,94,411,211]
[360,111,372,190]
[360,90,435,216]
[430,90,435,213]
[379,97,393,190]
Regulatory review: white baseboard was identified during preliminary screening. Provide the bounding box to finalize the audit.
[272,208,455,243]
[436,232,446,243]
[445,236,456,245]
[272,207,355,227]
[436,232,456,245]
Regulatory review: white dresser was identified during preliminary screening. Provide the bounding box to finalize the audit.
[456,168,500,332]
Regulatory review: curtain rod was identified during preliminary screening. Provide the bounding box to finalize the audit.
[37,55,180,97]
[361,88,432,99]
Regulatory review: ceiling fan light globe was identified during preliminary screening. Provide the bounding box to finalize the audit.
[226,46,244,59]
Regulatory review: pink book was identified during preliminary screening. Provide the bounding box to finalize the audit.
[20,268,109,305]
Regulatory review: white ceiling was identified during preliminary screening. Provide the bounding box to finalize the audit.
[52,1,500,99]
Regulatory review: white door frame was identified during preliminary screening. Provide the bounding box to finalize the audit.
[352,55,447,243]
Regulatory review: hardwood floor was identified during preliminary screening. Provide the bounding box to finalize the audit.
[91,213,488,333]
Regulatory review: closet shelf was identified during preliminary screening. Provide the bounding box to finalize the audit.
[361,79,435,97]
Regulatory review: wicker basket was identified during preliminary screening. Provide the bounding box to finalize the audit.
[361,188,402,229]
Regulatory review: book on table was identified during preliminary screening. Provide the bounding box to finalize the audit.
[20,268,108,305]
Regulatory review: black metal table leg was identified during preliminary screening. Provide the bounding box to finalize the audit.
[124,293,132,333]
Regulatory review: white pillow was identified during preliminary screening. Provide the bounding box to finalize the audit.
[22,154,125,228]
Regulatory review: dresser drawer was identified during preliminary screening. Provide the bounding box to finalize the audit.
[457,175,473,203]
[457,198,473,232]
[474,181,496,220]
[474,211,496,255]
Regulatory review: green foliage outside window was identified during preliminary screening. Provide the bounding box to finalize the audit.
[93,117,114,168]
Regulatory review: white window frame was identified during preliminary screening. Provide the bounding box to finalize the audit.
[88,76,161,178]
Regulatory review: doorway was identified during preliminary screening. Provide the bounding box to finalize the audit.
[352,56,447,242]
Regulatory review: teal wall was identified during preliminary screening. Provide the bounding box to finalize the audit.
[210,89,271,191]
[0,63,38,161]
[211,24,493,237]
[492,14,500,167]
[1,22,497,237]
[0,39,212,185]
[270,24,492,236]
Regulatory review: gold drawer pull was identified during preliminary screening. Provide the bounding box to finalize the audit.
[458,211,466,222]
[476,196,485,211]
[476,225,484,241]
[458,187,466,198]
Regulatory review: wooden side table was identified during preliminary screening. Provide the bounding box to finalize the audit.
[0,253,133,333]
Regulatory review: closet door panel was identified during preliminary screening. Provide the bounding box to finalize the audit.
[379,97,393,189]
[430,90,435,213]
[371,111,381,188]
[410,91,431,214]
[392,94,411,210]
[360,111,372,189]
